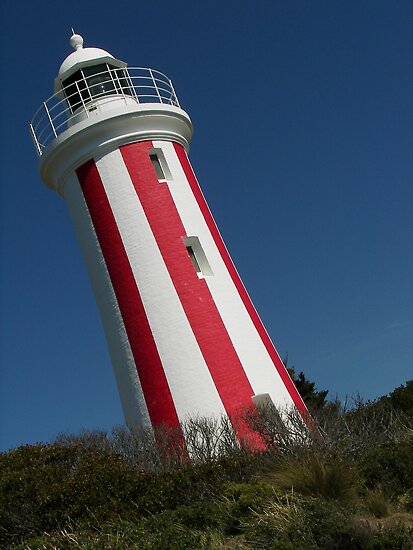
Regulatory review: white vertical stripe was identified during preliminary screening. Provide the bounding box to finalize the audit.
[156,141,295,410]
[95,149,227,421]
[63,173,151,430]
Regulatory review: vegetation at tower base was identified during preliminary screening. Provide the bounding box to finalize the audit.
[1,381,412,549]
[283,354,329,413]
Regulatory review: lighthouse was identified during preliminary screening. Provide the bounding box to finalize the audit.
[30,34,307,438]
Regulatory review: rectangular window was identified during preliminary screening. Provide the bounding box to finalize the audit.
[186,245,201,273]
[183,236,213,278]
[150,153,165,180]
[251,393,275,410]
[148,148,172,181]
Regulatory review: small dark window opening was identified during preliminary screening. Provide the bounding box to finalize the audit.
[62,64,132,112]
[150,154,166,180]
[186,245,201,273]
[183,236,213,277]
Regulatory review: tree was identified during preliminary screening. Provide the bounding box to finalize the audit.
[283,354,329,412]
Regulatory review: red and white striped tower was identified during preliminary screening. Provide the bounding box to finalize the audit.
[30,34,307,437]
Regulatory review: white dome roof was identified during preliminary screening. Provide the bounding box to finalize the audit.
[58,46,116,76]
[54,34,126,93]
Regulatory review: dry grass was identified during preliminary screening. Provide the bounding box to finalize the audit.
[263,453,360,503]
[209,534,251,550]
[365,485,391,518]
[379,512,413,530]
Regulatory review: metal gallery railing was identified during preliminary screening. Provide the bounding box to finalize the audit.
[30,66,181,156]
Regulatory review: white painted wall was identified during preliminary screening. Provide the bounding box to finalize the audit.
[64,173,151,430]
[95,150,227,422]
[157,141,295,410]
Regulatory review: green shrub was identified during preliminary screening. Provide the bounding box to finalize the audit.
[301,497,373,549]
[0,442,140,546]
[243,493,315,549]
[359,436,413,496]
[173,501,227,531]
[14,518,212,550]
[0,440,262,547]
[388,381,413,414]
[244,495,375,550]
[136,514,213,549]
[399,489,413,512]
[372,523,413,549]
[222,482,276,534]
[3,384,412,549]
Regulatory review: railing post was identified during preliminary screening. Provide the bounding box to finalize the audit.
[169,78,180,107]
[108,65,128,106]
[31,68,181,156]
[30,123,42,156]
[44,102,58,138]
[75,79,90,118]
[125,68,139,103]
[149,68,163,103]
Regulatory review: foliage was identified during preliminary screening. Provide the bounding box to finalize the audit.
[243,494,375,550]
[11,518,213,550]
[387,380,413,414]
[358,436,413,496]
[0,442,139,544]
[221,482,276,535]
[399,489,413,513]
[264,453,360,503]
[0,432,260,547]
[284,354,329,412]
[364,486,392,518]
[371,524,413,550]
[2,379,413,549]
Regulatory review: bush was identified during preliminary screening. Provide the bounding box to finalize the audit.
[244,494,373,550]
[13,518,213,550]
[359,436,413,496]
[301,497,374,550]
[243,492,314,549]
[0,442,139,545]
[3,384,413,549]
[221,482,276,534]
[372,523,413,549]
[399,489,413,512]
[388,381,413,414]
[0,437,263,547]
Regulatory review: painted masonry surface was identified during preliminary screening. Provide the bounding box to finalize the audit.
[30,35,307,439]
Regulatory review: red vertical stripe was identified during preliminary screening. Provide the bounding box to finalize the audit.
[76,160,181,429]
[173,143,308,416]
[120,142,260,441]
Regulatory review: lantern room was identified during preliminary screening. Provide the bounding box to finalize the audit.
[54,34,131,113]
[30,34,184,157]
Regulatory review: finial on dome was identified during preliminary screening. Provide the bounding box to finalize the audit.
[70,30,84,51]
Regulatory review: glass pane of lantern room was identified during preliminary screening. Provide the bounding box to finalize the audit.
[115,69,133,97]
[62,69,89,112]
[83,64,116,98]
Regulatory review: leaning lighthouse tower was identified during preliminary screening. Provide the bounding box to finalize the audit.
[30,34,307,437]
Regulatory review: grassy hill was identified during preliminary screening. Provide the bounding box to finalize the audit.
[1,382,412,549]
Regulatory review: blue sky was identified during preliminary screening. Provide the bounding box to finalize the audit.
[1,1,412,452]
